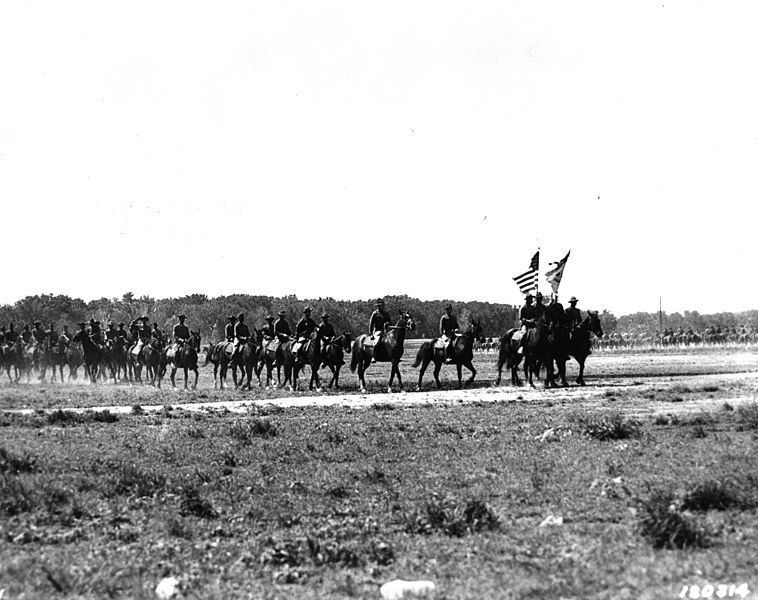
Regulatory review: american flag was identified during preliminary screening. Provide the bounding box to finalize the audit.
[513,251,539,294]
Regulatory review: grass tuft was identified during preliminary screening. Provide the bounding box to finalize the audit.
[0,446,38,475]
[229,417,278,444]
[180,484,218,519]
[404,495,500,537]
[736,403,758,430]
[582,412,641,441]
[109,463,167,498]
[635,487,709,549]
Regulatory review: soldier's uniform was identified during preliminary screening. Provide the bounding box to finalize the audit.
[233,314,250,357]
[515,295,538,353]
[115,324,128,344]
[151,324,162,343]
[261,317,276,341]
[59,326,72,347]
[173,316,190,343]
[545,297,566,327]
[5,325,18,344]
[21,326,32,344]
[88,320,102,344]
[565,297,582,330]
[533,293,546,322]
[293,308,316,357]
[32,322,46,344]
[439,305,459,363]
[129,317,151,355]
[105,323,117,343]
[274,312,291,343]
[224,316,236,342]
[47,324,59,348]
[369,300,391,341]
[318,314,336,366]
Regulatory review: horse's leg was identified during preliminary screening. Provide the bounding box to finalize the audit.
[170,365,178,389]
[432,358,442,389]
[576,356,586,386]
[465,361,476,385]
[456,363,463,389]
[327,365,336,388]
[417,357,429,390]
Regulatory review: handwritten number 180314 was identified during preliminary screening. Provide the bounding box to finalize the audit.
[679,584,750,599]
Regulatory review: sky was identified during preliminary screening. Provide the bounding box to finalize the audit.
[1,1,756,316]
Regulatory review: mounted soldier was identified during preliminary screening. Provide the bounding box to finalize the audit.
[515,293,538,354]
[368,299,391,363]
[233,312,250,360]
[224,315,236,342]
[32,321,46,344]
[5,323,18,344]
[0,325,5,345]
[565,296,583,331]
[47,322,59,348]
[115,323,128,344]
[21,324,32,344]
[293,307,317,361]
[129,316,151,355]
[439,303,459,364]
[533,292,546,321]
[273,310,291,367]
[60,324,72,348]
[88,319,102,344]
[151,322,162,343]
[544,295,566,327]
[173,314,190,345]
[104,322,117,344]
[317,313,336,367]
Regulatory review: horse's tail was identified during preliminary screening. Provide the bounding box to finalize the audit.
[349,338,360,373]
[412,341,432,368]
[204,344,215,366]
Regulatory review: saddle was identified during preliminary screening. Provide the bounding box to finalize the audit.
[264,339,278,353]
[433,338,447,350]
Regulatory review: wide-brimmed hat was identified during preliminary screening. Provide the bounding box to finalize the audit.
[445,303,453,311]
[321,313,329,319]
[535,292,543,298]
[33,320,41,326]
[525,293,534,300]
[266,315,275,321]
[375,299,385,306]
[228,315,236,321]
[278,310,286,317]
[88,319,95,324]
[569,296,578,303]
[303,307,311,313]
[238,312,245,319]
[140,316,150,322]
[178,314,186,319]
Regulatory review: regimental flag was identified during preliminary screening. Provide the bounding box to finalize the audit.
[513,251,540,294]
[545,250,570,294]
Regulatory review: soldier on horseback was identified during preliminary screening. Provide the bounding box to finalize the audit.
[60,324,72,348]
[31,321,46,343]
[88,319,103,344]
[21,324,32,344]
[105,322,117,344]
[293,307,316,362]
[5,323,18,344]
[368,299,391,363]
[565,296,582,331]
[129,316,151,355]
[273,310,291,367]
[440,303,459,364]
[233,313,249,360]
[225,315,236,342]
[115,323,128,345]
[151,322,162,343]
[545,295,566,328]
[318,313,336,367]
[47,322,59,347]
[515,293,538,354]
[173,314,190,345]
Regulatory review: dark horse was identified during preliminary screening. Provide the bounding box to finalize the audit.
[159,331,201,390]
[322,333,352,389]
[205,340,235,389]
[231,329,262,390]
[568,312,603,385]
[413,320,485,389]
[72,330,103,383]
[2,339,24,383]
[290,330,324,391]
[350,311,415,393]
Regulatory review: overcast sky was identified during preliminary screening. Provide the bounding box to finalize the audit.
[1,1,756,316]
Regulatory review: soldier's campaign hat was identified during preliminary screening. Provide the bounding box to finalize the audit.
[33,320,41,325]
[228,315,236,321]
[107,321,114,326]
[140,316,150,322]
[238,313,245,319]
[178,314,186,319]
[375,299,385,306]
[569,296,578,303]
[535,291,543,298]
[95,321,101,326]
[445,303,453,311]
[78,322,86,327]
[118,322,125,327]
[303,307,311,313]
[278,310,286,317]
[266,315,275,321]
[89,319,96,324]
[525,293,534,300]
[321,313,329,319]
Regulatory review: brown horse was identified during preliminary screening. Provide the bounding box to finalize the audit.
[495,328,522,386]
[159,331,201,390]
[322,332,352,389]
[205,340,235,389]
[2,339,24,383]
[350,311,415,393]
[231,329,262,390]
[413,320,485,389]
[71,330,103,383]
[568,312,603,385]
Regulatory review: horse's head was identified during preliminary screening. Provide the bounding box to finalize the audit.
[341,332,353,352]
[190,330,202,351]
[469,319,486,343]
[397,310,415,331]
[588,311,603,338]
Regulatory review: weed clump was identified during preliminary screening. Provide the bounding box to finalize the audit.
[582,412,641,441]
[404,495,500,537]
[180,485,218,519]
[0,474,35,516]
[229,418,278,444]
[47,409,119,426]
[109,463,167,498]
[736,403,758,430]
[0,446,38,475]
[635,487,709,549]
[682,478,757,511]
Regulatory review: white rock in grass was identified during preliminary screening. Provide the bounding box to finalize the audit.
[380,579,436,599]
[539,514,563,527]
[155,577,179,599]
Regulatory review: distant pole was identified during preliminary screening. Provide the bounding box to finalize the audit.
[659,296,663,332]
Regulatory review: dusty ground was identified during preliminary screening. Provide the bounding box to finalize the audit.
[3,348,757,417]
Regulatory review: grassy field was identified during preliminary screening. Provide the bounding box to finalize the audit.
[2,396,758,598]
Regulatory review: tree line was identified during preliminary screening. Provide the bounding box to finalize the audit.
[0,293,755,342]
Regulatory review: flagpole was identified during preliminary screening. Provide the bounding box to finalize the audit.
[535,242,540,295]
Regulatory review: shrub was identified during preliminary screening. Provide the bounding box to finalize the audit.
[229,418,278,444]
[682,479,743,512]
[180,485,218,519]
[737,404,758,430]
[110,463,167,498]
[0,474,35,516]
[636,487,709,549]
[404,495,500,537]
[582,412,641,441]
[46,409,119,426]
[0,446,38,475]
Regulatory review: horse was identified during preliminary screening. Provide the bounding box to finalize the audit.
[204,340,235,389]
[159,331,201,390]
[2,340,24,383]
[322,332,352,389]
[350,311,415,393]
[71,330,103,383]
[413,320,485,389]
[257,335,291,389]
[48,340,69,383]
[521,317,555,388]
[495,328,523,386]
[109,336,129,382]
[33,339,53,382]
[568,312,603,386]
[231,329,262,390]
[66,341,84,381]
[140,337,164,385]
[290,330,324,391]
